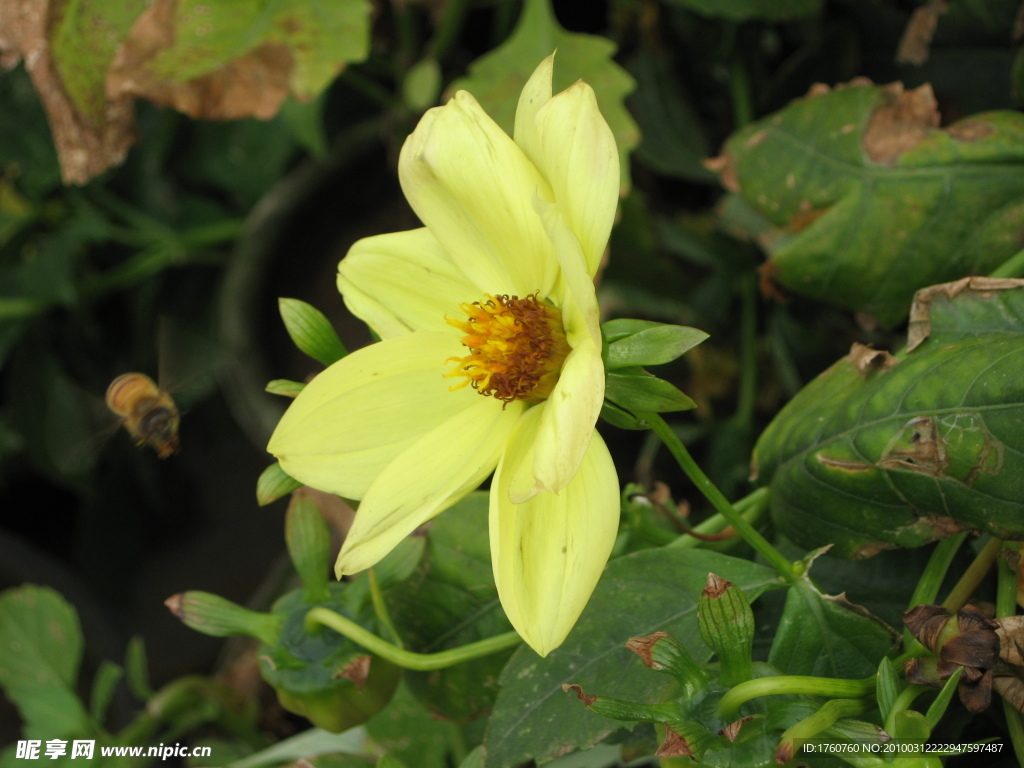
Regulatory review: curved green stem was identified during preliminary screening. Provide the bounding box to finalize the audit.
[941,536,1001,612]
[641,413,795,579]
[368,568,403,647]
[304,607,521,671]
[883,684,930,736]
[718,675,874,718]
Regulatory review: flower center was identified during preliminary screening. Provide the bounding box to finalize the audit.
[444,293,570,404]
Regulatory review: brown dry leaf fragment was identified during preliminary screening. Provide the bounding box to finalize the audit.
[896,0,949,66]
[164,593,186,618]
[863,83,940,166]
[626,631,670,668]
[907,277,1024,352]
[655,725,695,759]
[849,342,898,379]
[0,0,135,184]
[561,683,597,706]
[337,654,371,690]
[704,152,739,192]
[994,673,1024,714]
[996,615,1024,666]
[107,0,293,120]
[719,715,756,742]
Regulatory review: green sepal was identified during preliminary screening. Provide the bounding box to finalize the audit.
[124,636,154,699]
[266,379,307,398]
[662,718,716,761]
[875,656,899,721]
[257,461,303,506]
[605,367,696,414]
[88,659,123,726]
[893,709,931,745]
[697,575,755,688]
[279,298,348,366]
[602,319,708,370]
[924,666,964,729]
[285,492,332,604]
[165,591,283,646]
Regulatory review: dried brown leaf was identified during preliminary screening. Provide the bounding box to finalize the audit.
[862,83,940,166]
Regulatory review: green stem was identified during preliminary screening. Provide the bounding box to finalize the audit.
[989,248,1024,278]
[428,0,470,60]
[368,568,403,647]
[901,533,967,658]
[941,536,1001,612]
[728,53,754,129]
[667,487,770,549]
[304,607,521,671]
[719,675,874,718]
[642,413,795,579]
[778,697,869,754]
[732,274,759,427]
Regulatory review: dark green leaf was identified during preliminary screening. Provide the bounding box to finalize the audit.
[605,368,696,413]
[365,683,459,768]
[599,401,648,430]
[384,493,514,725]
[712,83,1024,326]
[767,579,897,679]
[660,0,823,21]
[754,280,1024,556]
[484,549,779,768]
[875,656,899,722]
[89,660,123,726]
[448,0,638,193]
[0,585,90,739]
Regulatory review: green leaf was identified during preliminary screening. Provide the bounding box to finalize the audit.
[604,322,708,369]
[279,298,348,366]
[50,0,149,125]
[605,368,696,413]
[285,492,332,604]
[365,683,460,768]
[257,462,303,506]
[383,493,515,725]
[226,727,371,768]
[767,578,897,679]
[660,0,823,21]
[754,280,1024,557]
[124,636,153,699]
[142,0,370,100]
[266,379,307,398]
[483,549,779,768]
[89,660,123,726]
[875,656,899,722]
[0,585,90,739]
[448,0,638,193]
[712,82,1024,326]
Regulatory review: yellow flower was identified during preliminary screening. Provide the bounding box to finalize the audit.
[268,54,620,656]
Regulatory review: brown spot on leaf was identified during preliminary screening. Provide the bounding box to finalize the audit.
[816,454,874,473]
[863,83,940,166]
[702,573,731,599]
[337,654,371,690]
[786,205,827,234]
[107,0,294,120]
[704,152,739,193]
[562,683,597,706]
[745,130,767,149]
[896,0,949,66]
[626,631,670,668]
[757,260,788,303]
[655,725,695,759]
[0,0,135,184]
[877,412,1004,487]
[947,121,993,142]
[907,277,1024,351]
[848,342,898,378]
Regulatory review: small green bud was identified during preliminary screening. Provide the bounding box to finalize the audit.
[257,462,303,506]
[165,592,281,646]
[285,492,332,604]
[278,298,347,366]
[626,631,707,697]
[402,58,441,112]
[562,683,683,723]
[697,574,754,687]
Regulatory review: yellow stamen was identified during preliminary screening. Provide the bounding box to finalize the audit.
[445,294,570,404]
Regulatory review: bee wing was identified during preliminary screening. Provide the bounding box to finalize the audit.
[156,315,222,413]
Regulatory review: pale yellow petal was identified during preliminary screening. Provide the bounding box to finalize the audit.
[399,91,559,298]
[513,54,554,164]
[532,193,601,346]
[532,336,604,494]
[528,80,619,276]
[491,428,619,656]
[268,332,473,498]
[336,397,525,575]
[338,228,478,338]
[497,403,544,504]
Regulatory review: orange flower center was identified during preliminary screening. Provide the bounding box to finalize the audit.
[445,294,570,404]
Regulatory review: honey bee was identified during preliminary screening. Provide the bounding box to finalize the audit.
[105,373,181,458]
